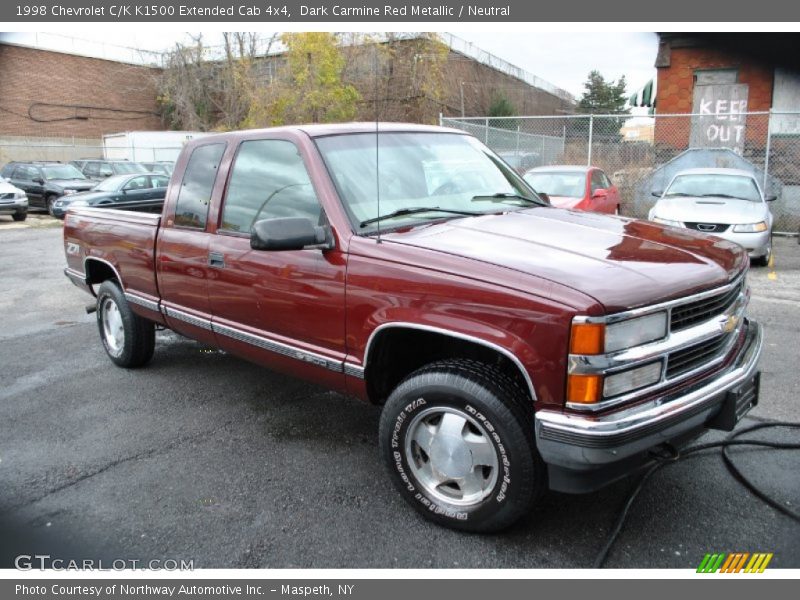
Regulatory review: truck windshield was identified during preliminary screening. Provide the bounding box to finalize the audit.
[315,132,542,232]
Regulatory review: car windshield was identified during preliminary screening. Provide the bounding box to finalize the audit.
[94,175,129,191]
[114,162,149,174]
[523,171,586,198]
[665,174,761,202]
[315,132,540,232]
[43,165,86,180]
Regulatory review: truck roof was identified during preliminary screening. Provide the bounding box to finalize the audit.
[183,123,467,146]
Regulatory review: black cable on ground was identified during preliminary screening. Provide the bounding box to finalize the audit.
[593,420,800,568]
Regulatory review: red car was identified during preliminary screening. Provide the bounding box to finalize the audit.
[523,165,621,214]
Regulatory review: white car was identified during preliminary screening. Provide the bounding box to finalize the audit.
[0,177,28,222]
[649,168,775,266]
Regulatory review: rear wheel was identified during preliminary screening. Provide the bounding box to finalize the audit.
[96,280,155,368]
[378,358,545,532]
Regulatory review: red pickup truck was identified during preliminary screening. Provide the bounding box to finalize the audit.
[63,123,763,532]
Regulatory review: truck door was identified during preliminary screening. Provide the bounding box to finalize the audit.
[206,136,347,387]
[156,141,227,346]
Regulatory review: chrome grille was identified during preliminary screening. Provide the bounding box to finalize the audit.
[666,334,730,379]
[670,281,743,332]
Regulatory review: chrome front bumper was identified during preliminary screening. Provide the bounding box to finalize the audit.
[535,319,763,472]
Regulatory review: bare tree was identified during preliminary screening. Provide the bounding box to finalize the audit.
[156,33,277,131]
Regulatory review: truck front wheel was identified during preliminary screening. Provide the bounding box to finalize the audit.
[96,280,155,368]
[378,359,545,532]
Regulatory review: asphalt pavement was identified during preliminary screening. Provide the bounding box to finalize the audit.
[0,218,798,569]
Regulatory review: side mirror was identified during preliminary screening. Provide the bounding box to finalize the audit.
[251,217,332,251]
[537,191,551,204]
[651,190,663,198]
[592,188,608,199]
[34,178,44,184]
[765,195,777,202]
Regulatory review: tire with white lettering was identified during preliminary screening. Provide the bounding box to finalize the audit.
[378,358,545,532]
[96,280,155,368]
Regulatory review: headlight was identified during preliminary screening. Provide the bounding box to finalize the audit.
[653,216,682,227]
[14,191,26,199]
[733,221,768,233]
[603,362,663,397]
[570,311,668,355]
[62,189,76,195]
[605,312,668,353]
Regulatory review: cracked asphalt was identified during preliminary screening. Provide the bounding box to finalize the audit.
[0,221,798,569]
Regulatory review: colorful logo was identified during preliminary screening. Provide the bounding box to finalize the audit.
[697,552,773,573]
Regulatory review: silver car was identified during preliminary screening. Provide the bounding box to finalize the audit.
[648,168,776,266]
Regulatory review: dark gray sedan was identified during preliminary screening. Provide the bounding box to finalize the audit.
[53,173,169,219]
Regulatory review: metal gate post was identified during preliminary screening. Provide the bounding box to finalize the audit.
[763,109,772,192]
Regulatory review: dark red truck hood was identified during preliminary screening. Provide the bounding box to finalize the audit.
[382,207,748,313]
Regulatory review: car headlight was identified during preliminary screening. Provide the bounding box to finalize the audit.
[653,216,682,227]
[14,191,26,199]
[603,361,663,397]
[571,311,668,356]
[605,312,669,353]
[733,221,768,233]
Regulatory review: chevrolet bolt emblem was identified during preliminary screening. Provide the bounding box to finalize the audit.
[721,314,739,333]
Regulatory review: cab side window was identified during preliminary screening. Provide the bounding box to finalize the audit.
[14,165,39,181]
[174,143,226,229]
[590,171,606,193]
[220,139,321,234]
[124,175,149,191]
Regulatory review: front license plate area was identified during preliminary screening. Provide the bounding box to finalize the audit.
[708,371,761,432]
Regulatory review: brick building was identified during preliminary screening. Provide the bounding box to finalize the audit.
[0,44,161,135]
[653,34,800,155]
[0,43,162,163]
[0,34,573,163]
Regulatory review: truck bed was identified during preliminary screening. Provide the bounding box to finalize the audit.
[63,207,162,303]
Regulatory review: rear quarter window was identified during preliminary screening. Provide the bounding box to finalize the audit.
[174,143,226,229]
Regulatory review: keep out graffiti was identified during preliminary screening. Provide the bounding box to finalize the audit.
[690,83,750,155]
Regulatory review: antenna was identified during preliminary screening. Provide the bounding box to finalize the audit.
[374,40,381,243]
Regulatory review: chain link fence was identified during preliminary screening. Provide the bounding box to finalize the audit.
[442,111,800,235]
[0,138,185,165]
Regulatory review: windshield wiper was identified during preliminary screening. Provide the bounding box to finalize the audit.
[471,192,542,205]
[697,193,747,200]
[359,207,481,228]
[664,192,694,197]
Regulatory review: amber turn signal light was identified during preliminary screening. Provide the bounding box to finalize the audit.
[567,374,603,404]
[570,322,605,355]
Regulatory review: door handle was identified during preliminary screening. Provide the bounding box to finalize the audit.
[208,252,225,268]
